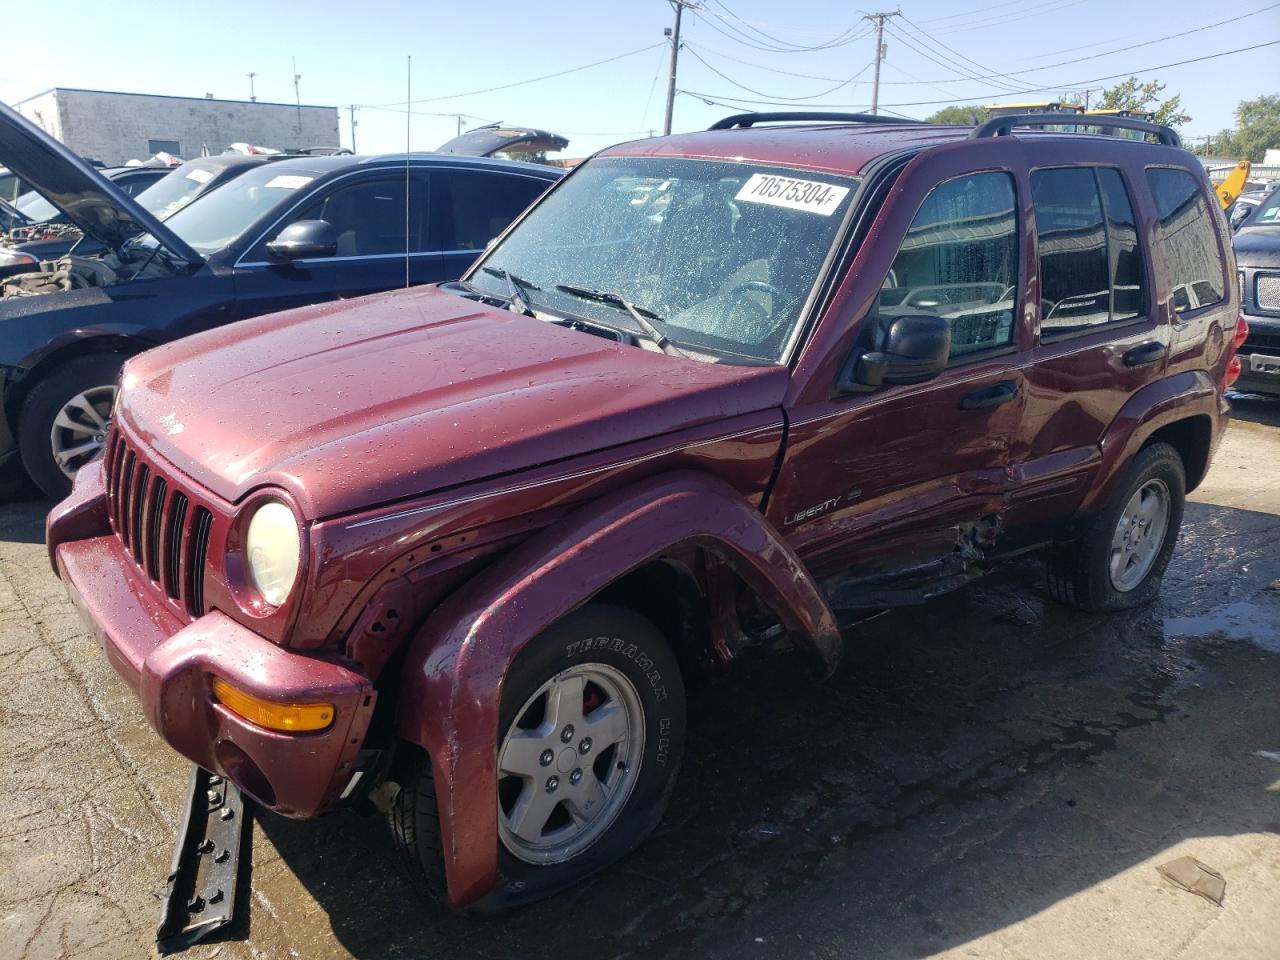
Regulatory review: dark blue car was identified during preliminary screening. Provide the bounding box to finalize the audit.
[0,103,560,497]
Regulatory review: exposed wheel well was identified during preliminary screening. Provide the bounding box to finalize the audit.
[1145,415,1213,492]
[4,336,141,427]
[592,557,716,691]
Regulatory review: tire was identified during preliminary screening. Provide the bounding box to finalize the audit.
[1046,441,1186,612]
[389,603,686,911]
[18,353,126,500]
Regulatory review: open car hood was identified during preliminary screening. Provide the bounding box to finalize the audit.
[435,123,569,158]
[0,102,203,263]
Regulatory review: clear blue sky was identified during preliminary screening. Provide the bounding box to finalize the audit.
[1,0,1276,157]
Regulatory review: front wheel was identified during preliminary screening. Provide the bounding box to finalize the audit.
[390,604,686,910]
[1046,441,1186,611]
[17,353,125,500]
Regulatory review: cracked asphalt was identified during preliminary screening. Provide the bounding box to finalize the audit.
[2,398,1278,960]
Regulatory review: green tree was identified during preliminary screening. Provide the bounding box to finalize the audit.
[1231,94,1280,161]
[1096,77,1190,128]
[925,105,989,125]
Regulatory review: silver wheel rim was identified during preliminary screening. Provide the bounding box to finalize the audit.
[1109,478,1171,592]
[49,384,116,479]
[497,663,645,865]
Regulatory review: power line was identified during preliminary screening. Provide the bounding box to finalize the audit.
[693,6,870,54]
[882,23,1033,95]
[856,4,1280,87]
[895,13,1031,92]
[685,43,864,82]
[683,44,873,101]
[921,0,1082,26]
[924,0,1092,35]
[680,37,1280,109]
[707,0,868,51]
[370,42,666,107]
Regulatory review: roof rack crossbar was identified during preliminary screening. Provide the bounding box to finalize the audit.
[969,113,1182,148]
[709,111,923,130]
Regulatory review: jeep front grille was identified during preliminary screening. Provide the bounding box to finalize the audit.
[1258,273,1280,312]
[104,433,213,618]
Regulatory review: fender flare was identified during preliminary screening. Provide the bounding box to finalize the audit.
[1077,369,1221,516]
[394,469,840,907]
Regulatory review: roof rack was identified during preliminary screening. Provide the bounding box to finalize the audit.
[709,111,923,130]
[969,113,1182,148]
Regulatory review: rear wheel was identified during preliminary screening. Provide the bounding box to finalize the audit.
[390,604,686,911]
[18,353,125,499]
[1046,441,1185,611]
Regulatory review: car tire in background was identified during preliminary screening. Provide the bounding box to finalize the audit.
[389,604,686,911]
[18,352,126,500]
[1046,441,1186,612]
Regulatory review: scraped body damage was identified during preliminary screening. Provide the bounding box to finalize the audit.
[395,470,840,906]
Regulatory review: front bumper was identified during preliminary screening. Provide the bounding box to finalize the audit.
[1235,312,1280,397]
[50,464,376,817]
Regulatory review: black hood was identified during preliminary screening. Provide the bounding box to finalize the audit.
[1234,225,1280,269]
[0,102,202,263]
[435,123,568,158]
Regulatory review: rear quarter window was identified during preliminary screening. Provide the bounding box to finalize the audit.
[1144,167,1226,313]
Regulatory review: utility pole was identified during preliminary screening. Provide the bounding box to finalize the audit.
[864,10,900,116]
[663,1,697,136]
[348,104,358,152]
[246,72,257,102]
[292,57,302,137]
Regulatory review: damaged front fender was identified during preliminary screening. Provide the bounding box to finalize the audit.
[395,468,840,907]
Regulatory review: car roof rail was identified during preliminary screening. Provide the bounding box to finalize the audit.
[969,112,1182,148]
[709,111,924,130]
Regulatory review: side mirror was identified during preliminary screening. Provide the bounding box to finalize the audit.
[837,315,952,393]
[265,219,338,261]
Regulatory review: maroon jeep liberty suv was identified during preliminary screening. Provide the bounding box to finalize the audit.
[49,112,1244,918]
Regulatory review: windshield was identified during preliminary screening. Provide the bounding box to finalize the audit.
[15,190,57,223]
[158,163,321,255]
[1251,189,1280,227]
[135,161,233,220]
[467,156,858,362]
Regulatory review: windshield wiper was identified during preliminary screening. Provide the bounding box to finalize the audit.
[554,284,688,359]
[482,266,540,316]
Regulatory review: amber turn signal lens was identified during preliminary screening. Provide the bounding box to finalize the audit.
[211,677,335,732]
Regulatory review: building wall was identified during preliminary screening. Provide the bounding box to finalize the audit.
[14,89,339,165]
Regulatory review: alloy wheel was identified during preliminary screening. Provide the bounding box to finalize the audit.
[1109,478,1171,592]
[497,663,645,865]
[49,384,116,479]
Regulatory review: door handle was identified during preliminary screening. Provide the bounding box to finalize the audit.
[1123,341,1166,367]
[960,379,1019,410]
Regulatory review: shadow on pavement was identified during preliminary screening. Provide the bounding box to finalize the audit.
[1229,393,1280,427]
[256,500,1280,960]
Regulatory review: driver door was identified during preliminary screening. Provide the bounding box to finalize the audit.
[231,171,435,320]
[768,162,1031,582]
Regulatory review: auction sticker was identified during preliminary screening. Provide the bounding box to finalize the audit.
[265,175,314,190]
[735,173,849,215]
[184,167,214,183]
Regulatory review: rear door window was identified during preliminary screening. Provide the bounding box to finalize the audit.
[433,170,549,252]
[1144,166,1225,314]
[1033,167,1150,337]
[878,171,1019,361]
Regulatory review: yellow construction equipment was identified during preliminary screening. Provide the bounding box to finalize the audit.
[1214,160,1252,209]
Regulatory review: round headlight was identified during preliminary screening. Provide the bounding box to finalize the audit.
[245,501,300,607]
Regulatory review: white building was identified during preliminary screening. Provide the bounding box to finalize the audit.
[12,88,340,165]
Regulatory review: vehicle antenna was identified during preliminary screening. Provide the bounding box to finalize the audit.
[405,55,412,289]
